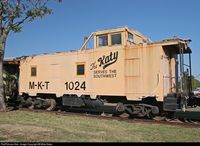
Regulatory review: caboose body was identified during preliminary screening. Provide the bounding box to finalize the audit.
[18,27,192,117]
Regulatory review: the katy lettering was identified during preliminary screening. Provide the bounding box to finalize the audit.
[98,51,118,69]
[29,81,50,90]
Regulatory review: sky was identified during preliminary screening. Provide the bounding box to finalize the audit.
[5,0,200,78]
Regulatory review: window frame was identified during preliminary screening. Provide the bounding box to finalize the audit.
[98,34,108,47]
[31,66,37,77]
[111,33,122,46]
[128,32,134,43]
[76,63,85,76]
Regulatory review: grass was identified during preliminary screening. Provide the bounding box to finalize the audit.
[0,110,200,142]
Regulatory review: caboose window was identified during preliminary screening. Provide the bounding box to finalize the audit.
[111,33,121,45]
[128,32,134,43]
[77,64,85,76]
[98,35,108,47]
[31,66,37,77]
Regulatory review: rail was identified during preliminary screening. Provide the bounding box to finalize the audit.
[80,32,94,51]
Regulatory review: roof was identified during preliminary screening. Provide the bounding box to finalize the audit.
[3,57,20,65]
[149,38,192,54]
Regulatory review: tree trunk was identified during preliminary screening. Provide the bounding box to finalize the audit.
[0,36,6,111]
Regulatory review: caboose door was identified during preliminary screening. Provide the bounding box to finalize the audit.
[163,55,171,96]
[162,48,175,96]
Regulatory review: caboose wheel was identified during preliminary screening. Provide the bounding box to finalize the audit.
[46,99,56,111]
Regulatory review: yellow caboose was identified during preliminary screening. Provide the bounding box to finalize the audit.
[18,27,192,117]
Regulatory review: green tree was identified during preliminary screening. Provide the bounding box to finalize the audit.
[191,75,200,90]
[0,0,61,111]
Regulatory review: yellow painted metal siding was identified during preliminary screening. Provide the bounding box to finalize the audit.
[125,59,140,76]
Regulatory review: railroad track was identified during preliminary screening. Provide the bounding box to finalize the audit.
[7,107,200,128]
